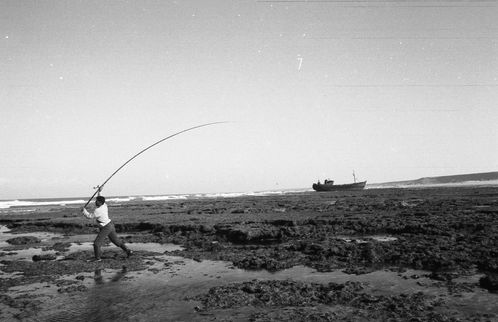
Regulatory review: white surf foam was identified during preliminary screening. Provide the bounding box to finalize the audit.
[141,195,189,201]
[0,199,86,209]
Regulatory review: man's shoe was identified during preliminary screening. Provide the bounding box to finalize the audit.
[87,258,102,263]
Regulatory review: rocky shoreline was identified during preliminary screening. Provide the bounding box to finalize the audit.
[1,186,497,321]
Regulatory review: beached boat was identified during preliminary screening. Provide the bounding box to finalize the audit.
[312,180,366,191]
[313,172,366,191]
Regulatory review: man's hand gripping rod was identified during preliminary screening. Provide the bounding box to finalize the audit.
[83,185,103,208]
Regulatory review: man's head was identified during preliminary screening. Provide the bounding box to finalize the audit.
[95,196,105,207]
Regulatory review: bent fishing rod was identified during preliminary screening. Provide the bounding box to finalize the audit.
[83,121,227,208]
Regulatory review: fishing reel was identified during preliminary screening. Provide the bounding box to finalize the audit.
[93,185,104,193]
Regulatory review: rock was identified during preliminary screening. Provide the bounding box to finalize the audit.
[32,254,57,261]
[360,242,381,264]
[343,266,376,275]
[193,279,453,321]
[215,224,282,244]
[52,242,71,252]
[428,271,458,282]
[479,274,498,293]
[199,225,214,233]
[303,243,325,255]
[6,236,41,245]
[57,285,87,293]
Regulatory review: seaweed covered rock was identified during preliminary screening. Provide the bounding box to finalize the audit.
[32,254,57,261]
[194,280,365,309]
[193,280,453,321]
[479,274,498,293]
[6,236,41,245]
[215,223,282,244]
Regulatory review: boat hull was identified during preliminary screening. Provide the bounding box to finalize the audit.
[312,181,367,191]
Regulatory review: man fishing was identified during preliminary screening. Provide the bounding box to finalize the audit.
[81,190,132,262]
[79,123,226,262]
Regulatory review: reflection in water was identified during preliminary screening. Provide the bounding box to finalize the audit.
[2,227,493,321]
[110,267,127,282]
[93,267,128,285]
[94,269,104,285]
[84,267,130,321]
[20,256,498,322]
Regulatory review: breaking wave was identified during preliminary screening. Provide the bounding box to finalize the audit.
[0,189,312,210]
[105,196,139,203]
[141,195,189,201]
[0,199,86,209]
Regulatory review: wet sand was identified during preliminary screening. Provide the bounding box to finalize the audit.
[1,186,497,321]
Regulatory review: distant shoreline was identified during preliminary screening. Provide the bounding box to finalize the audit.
[368,179,498,189]
[2,182,498,211]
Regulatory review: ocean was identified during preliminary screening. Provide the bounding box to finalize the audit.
[0,188,313,212]
[2,180,497,213]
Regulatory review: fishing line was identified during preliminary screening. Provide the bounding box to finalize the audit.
[83,121,228,207]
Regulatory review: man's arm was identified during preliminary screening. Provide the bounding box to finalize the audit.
[81,207,94,219]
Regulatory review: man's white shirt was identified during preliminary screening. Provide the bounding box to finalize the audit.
[82,203,111,226]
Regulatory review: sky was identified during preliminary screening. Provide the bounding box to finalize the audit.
[1,0,497,199]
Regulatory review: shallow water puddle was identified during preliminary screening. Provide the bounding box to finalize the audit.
[6,256,498,321]
[1,247,57,261]
[63,240,183,255]
[1,226,497,320]
[336,235,398,243]
[0,226,183,261]
[0,225,61,249]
